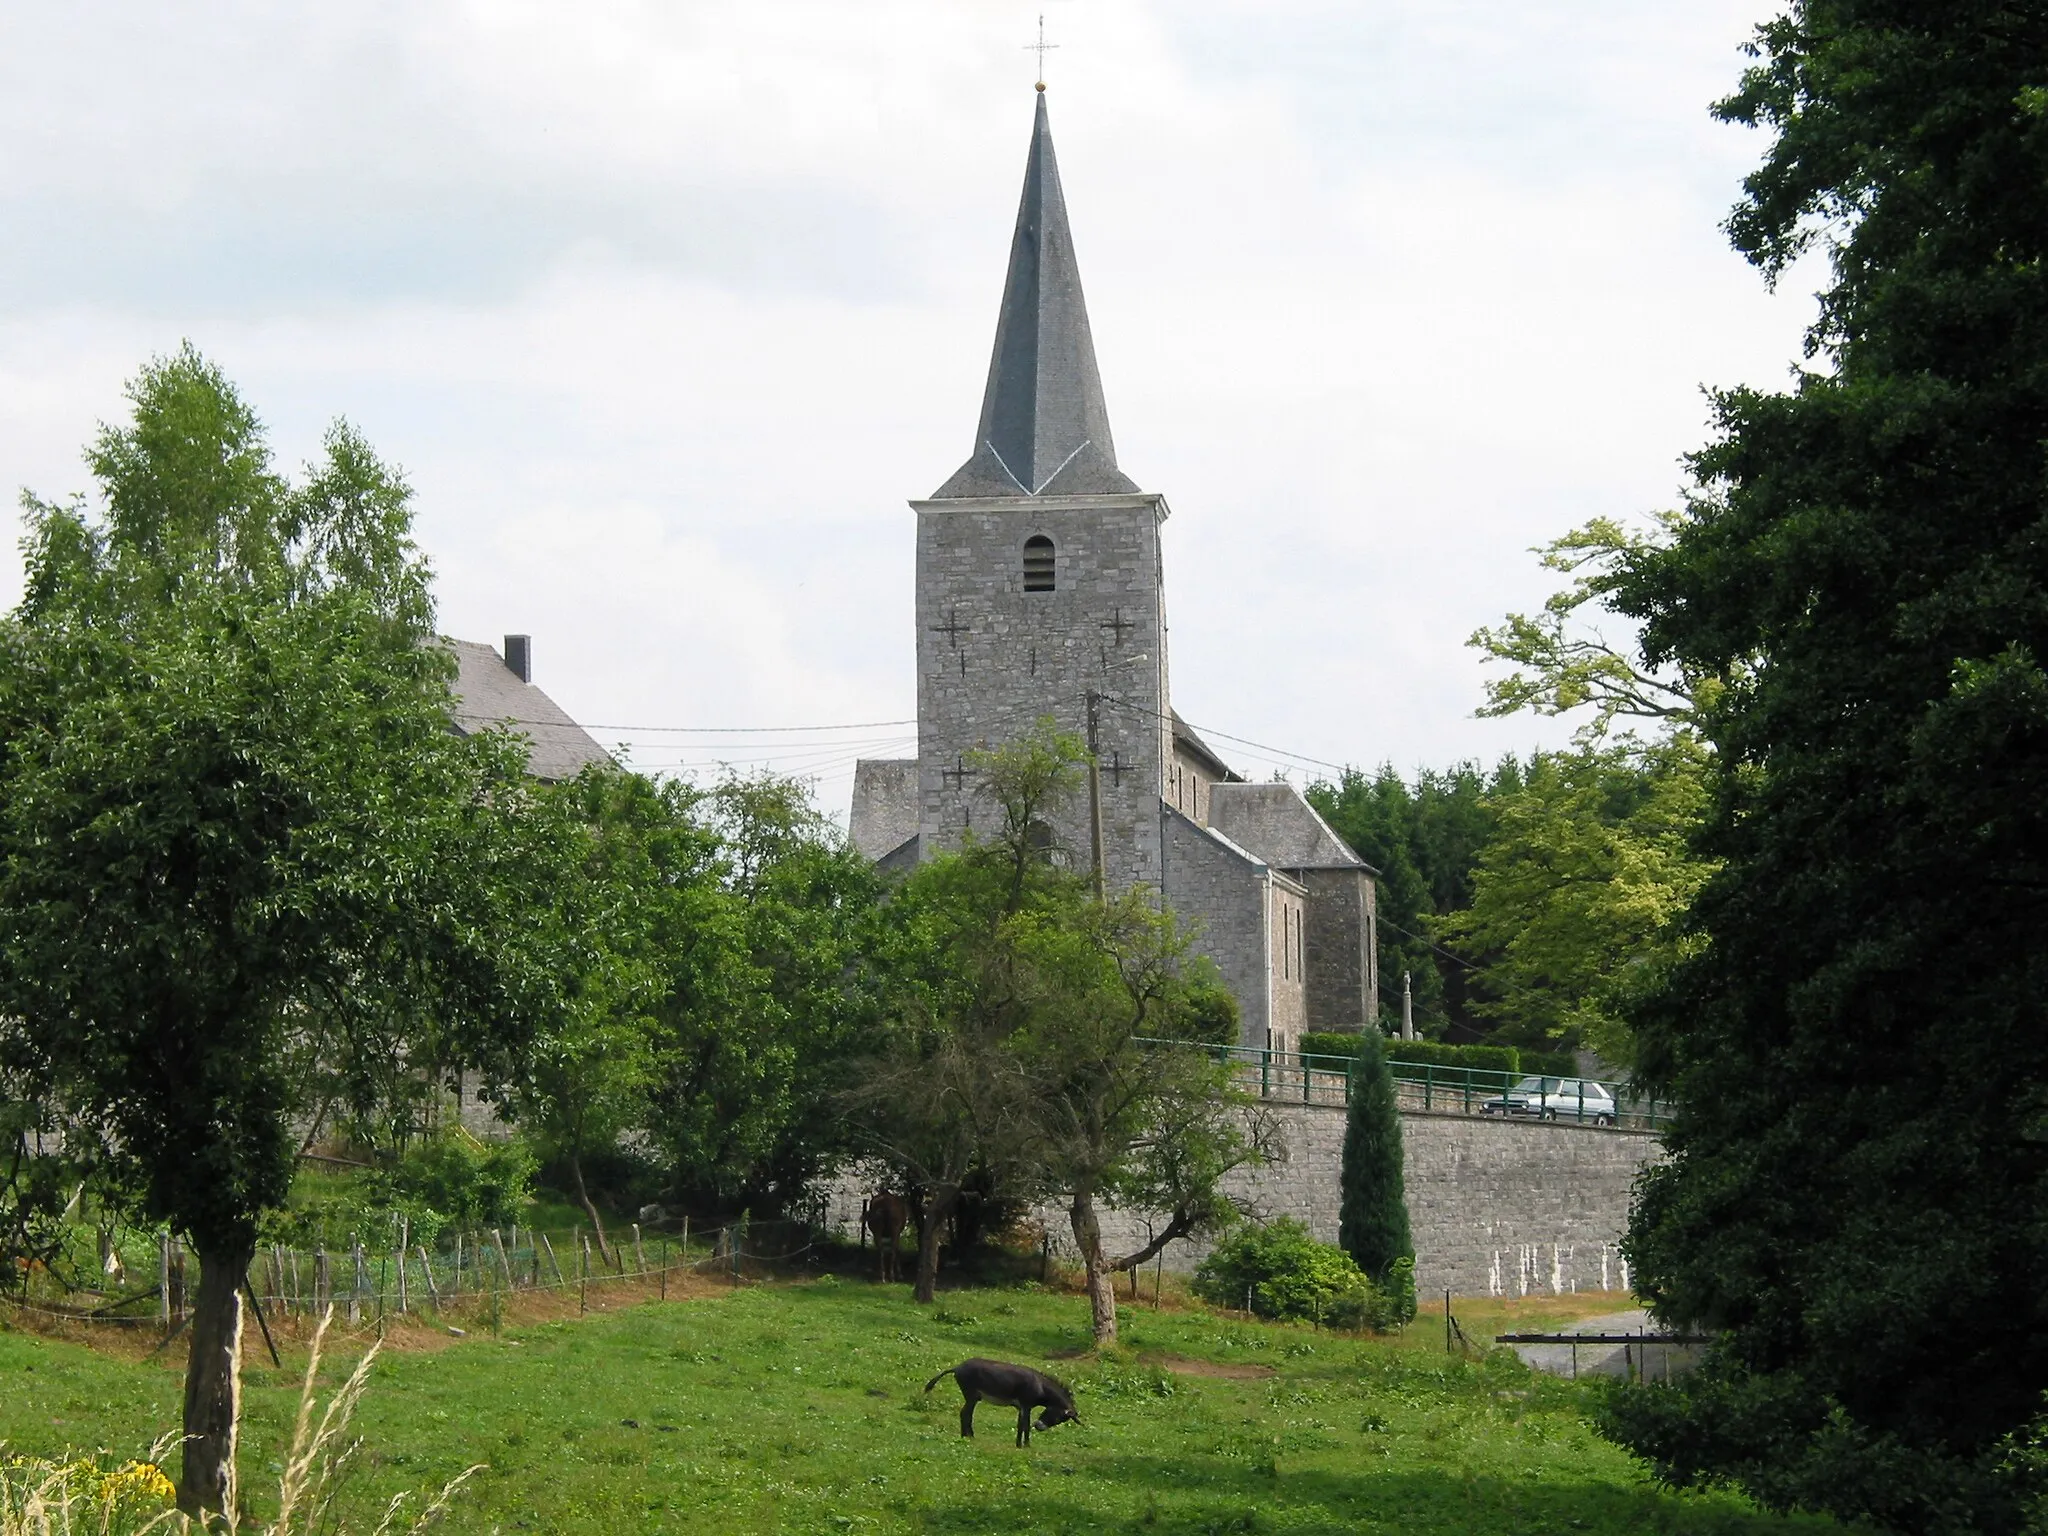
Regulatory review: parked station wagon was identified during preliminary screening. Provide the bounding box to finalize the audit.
[1480,1075,1617,1126]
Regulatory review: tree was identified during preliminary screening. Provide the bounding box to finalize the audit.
[1435,737,1715,1064]
[506,768,679,1267]
[848,729,1083,1302]
[854,725,1268,1327]
[1308,763,1506,1036]
[1306,769,1444,1025]
[1336,1027,1414,1321]
[0,349,563,1513]
[1590,8,2048,1529]
[642,773,885,1217]
[1022,889,1271,1345]
[1469,514,1711,740]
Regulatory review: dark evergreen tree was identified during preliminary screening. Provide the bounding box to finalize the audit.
[1597,6,2048,1530]
[1309,768,1441,1025]
[1337,1027,1414,1321]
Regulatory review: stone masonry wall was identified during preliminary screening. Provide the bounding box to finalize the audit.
[1067,1107,1659,1298]
[1301,868,1373,1034]
[825,1105,1662,1300]
[1268,881,1306,1053]
[914,494,1171,889]
[1161,807,1270,1048]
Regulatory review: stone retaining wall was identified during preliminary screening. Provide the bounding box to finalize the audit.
[823,1104,1663,1299]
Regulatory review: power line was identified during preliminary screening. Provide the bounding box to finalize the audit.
[1091,692,1353,777]
[1377,915,1480,971]
[467,716,918,736]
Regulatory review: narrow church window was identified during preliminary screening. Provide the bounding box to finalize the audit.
[1023,535,1056,592]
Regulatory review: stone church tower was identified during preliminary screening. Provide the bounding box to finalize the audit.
[853,92,1378,1053]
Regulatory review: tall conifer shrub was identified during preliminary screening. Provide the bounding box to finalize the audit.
[1337,1028,1414,1322]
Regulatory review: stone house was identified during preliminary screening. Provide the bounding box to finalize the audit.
[851,92,1377,1053]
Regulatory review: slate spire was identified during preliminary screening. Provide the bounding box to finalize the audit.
[934,91,1139,499]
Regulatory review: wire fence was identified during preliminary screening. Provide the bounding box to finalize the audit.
[2,1212,825,1342]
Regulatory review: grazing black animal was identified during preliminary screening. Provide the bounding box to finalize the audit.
[924,1358,1079,1447]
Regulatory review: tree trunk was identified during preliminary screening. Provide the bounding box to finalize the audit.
[1069,1191,1117,1345]
[178,1236,252,1517]
[914,1186,958,1305]
[568,1153,618,1269]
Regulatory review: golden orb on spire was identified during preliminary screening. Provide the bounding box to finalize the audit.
[1036,80,1046,92]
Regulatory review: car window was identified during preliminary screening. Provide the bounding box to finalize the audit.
[1512,1076,1545,1093]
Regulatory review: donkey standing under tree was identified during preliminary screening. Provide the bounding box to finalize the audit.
[862,1193,909,1283]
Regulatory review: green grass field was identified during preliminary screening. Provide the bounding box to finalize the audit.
[1,1278,1841,1534]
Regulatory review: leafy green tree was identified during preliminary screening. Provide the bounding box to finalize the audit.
[1588,8,2048,1529]
[856,726,1267,1329]
[1021,887,1270,1345]
[645,774,885,1216]
[1470,515,1711,740]
[508,761,881,1234]
[848,727,1084,1302]
[0,348,564,1513]
[1336,1028,1414,1320]
[1436,737,1715,1064]
[505,769,672,1264]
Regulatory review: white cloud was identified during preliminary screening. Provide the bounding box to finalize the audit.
[0,1,1820,817]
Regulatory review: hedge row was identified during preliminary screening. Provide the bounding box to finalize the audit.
[1298,1031,1578,1080]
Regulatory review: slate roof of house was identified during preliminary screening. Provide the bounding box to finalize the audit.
[446,639,612,782]
[933,91,1140,501]
[1206,782,1367,871]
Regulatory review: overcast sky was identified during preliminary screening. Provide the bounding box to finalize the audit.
[0,1,1819,817]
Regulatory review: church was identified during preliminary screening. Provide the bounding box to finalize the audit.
[850,91,1378,1056]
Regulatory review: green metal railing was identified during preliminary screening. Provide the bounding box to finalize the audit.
[1137,1038,1672,1130]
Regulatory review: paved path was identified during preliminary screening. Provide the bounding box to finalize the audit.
[1505,1308,1700,1381]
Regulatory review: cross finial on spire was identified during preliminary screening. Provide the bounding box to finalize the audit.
[1024,14,1057,89]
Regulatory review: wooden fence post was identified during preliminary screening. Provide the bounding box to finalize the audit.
[578,1236,589,1314]
[168,1238,186,1326]
[632,1223,645,1275]
[396,1218,409,1314]
[416,1245,441,1307]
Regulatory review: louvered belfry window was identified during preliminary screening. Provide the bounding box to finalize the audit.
[1023,535,1056,592]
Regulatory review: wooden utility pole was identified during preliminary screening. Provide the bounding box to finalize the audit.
[1085,690,1107,901]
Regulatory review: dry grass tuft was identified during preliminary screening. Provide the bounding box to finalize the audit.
[1,1310,478,1536]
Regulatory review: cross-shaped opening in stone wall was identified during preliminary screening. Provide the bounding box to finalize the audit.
[931,610,969,648]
